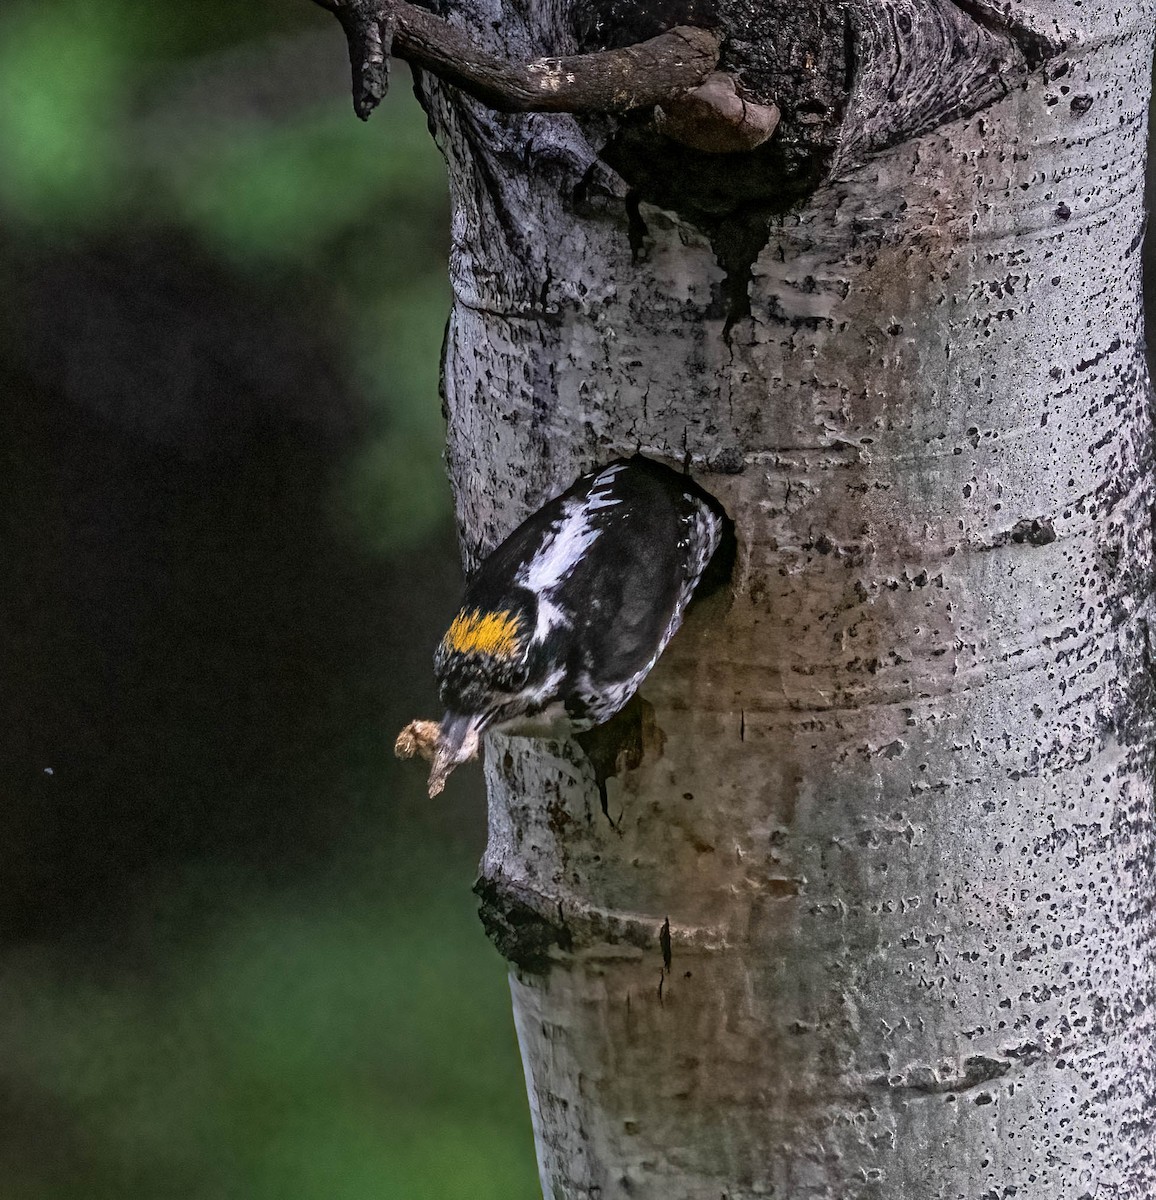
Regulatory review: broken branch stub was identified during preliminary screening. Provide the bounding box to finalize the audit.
[316,0,721,117]
[656,72,780,153]
[313,0,778,154]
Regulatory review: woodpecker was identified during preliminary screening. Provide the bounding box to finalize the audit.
[420,455,733,796]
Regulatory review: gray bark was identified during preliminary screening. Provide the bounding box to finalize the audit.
[419,0,1156,1194]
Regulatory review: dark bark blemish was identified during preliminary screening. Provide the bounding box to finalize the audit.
[976,515,1060,552]
[657,916,671,1001]
[706,446,745,474]
[474,874,574,974]
[715,212,772,337]
[1010,518,1057,547]
[598,780,611,820]
[843,6,858,93]
[765,877,804,898]
[625,191,650,263]
[873,1053,1014,1096]
[1004,1041,1044,1063]
[594,37,834,247]
[573,0,720,51]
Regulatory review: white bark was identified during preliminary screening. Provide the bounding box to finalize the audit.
[422,1,1156,1194]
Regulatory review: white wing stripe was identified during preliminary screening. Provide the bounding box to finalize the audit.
[515,467,624,638]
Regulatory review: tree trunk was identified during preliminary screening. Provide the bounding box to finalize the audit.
[420,1,1156,1194]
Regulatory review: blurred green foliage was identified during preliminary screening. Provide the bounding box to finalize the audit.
[0,0,452,558]
[1,1,540,1196]
[0,1,138,221]
[0,850,536,1200]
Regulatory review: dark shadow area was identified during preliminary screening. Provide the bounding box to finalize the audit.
[0,229,467,949]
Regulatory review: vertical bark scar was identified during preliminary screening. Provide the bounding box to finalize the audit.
[658,916,673,1001]
[574,693,666,820]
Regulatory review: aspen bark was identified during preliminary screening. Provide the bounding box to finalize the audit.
[419,0,1156,1194]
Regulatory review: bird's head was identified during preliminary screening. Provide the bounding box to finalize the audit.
[428,594,540,794]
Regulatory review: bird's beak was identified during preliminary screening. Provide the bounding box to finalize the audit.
[427,711,486,797]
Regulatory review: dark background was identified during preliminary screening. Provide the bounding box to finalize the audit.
[1,1,538,1195]
[2,4,1154,1197]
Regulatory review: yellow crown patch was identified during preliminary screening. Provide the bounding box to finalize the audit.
[443,608,522,659]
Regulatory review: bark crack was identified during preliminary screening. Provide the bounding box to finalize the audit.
[871,1052,1016,1097]
[475,872,725,973]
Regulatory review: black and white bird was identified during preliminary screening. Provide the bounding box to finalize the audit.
[423,456,732,795]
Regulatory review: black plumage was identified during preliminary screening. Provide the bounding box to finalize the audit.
[425,456,732,794]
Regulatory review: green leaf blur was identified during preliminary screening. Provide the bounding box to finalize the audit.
[0,0,453,558]
[0,853,536,1200]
